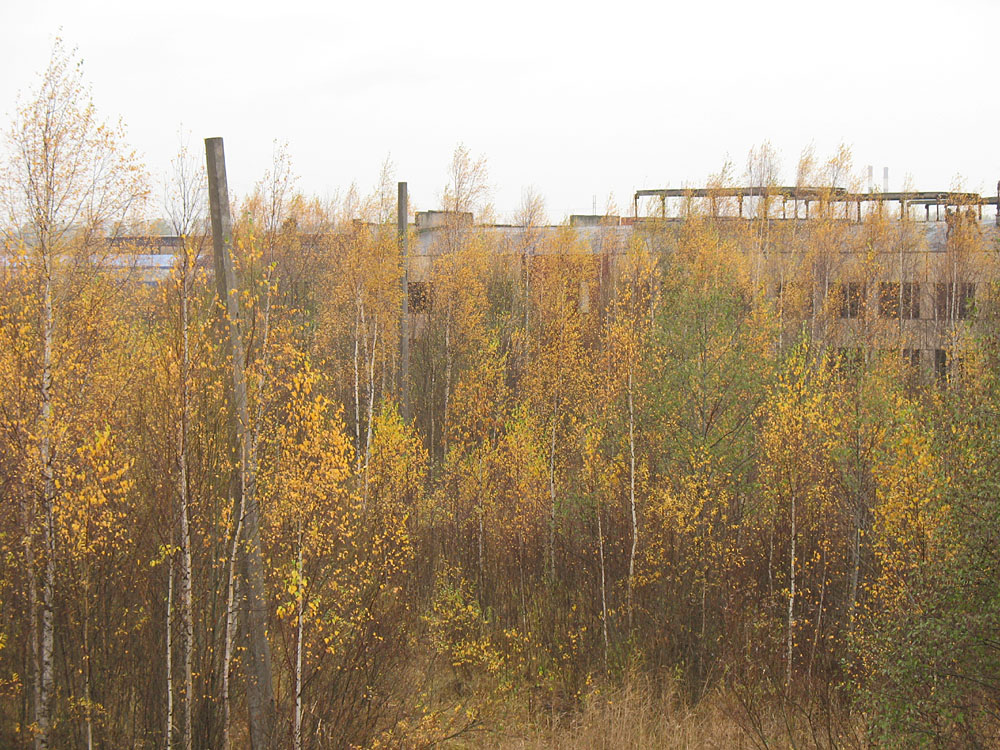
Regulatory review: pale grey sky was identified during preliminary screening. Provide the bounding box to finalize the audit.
[3,0,997,221]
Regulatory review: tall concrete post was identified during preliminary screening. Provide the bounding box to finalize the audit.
[205,137,276,750]
[398,181,411,421]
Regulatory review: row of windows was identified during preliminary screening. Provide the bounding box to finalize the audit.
[834,347,961,381]
[406,279,594,314]
[411,279,978,320]
[779,282,976,320]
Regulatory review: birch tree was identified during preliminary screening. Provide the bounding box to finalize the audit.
[0,40,146,749]
[163,135,206,750]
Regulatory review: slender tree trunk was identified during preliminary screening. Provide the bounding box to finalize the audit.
[523,252,531,331]
[83,571,93,750]
[178,472,193,750]
[700,575,707,644]
[808,546,827,687]
[518,535,527,633]
[786,492,796,694]
[294,525,304,750]
[37,270,55,750]
[627,367,638,634]
[778,270,785,352]
[166,554,174,750]
[363,316,378,508]
[767,523,775,599]
[380,333,388,411]
[430,364,436,464]
[597,499,609,675]
[221,490,245,750]
[848,512,861,628]
[477,451,486,592]
[20,489,40,747]
[178,243,194,750]
[443,317,452,459]
[548,411,558,584]
[353,303,362,473]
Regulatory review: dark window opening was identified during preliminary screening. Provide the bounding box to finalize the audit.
[838,282,865,319]
[902,282,920,319]
[935,282,975,321]
[408,281,431,313]
[934,349,948,381]
[835,347,863,374]
[880,282,920,319]
[879,282,900,318]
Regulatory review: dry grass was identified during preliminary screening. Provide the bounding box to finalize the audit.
[490,679,755,750]
[475,676,867,750]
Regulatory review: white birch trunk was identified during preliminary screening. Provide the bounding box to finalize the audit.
[221,489,245,750]
[37,270,55,750]
[20,489,40,743]
[165,555,174,750]
[443,317,452,459]
[294,525,304,750]
[786,492,796,693]
[178,241,195,750]
[627,366,638,634]
[808,548,827,685]
[849,517,861,628]
[83,582,92,750]
[363,317,378,509]
[353,302,362,473]
[477,450,487,589]
[597,499,609,674]
[548,414,558,584]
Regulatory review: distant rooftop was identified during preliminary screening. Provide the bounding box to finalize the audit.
[634,186,1000,222]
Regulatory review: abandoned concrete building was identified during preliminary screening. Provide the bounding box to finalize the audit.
[401,185,999,382]
[102,182,999,381]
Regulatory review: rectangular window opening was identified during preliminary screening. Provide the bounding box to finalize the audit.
[879,282,900,319]
[838,282,865,319]
[408,281,431,313]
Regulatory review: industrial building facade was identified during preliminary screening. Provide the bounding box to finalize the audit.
[104,184,999,381]
[404,186,998,383]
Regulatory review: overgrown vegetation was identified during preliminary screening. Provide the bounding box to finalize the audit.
[2,43,999,749]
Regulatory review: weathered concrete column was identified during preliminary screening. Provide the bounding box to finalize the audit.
[398,181,411,421]
[205,136,276,750]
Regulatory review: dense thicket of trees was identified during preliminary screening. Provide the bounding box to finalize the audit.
[2,47,999,749]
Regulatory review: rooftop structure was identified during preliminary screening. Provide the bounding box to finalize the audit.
[633,185,1000,223]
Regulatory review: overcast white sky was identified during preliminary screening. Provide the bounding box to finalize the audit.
[3,0,997,221]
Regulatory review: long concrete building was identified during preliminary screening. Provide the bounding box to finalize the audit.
[104,183,999,379]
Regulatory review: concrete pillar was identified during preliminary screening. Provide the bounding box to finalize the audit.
[398,181,410,421]
[205,137,276,750]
